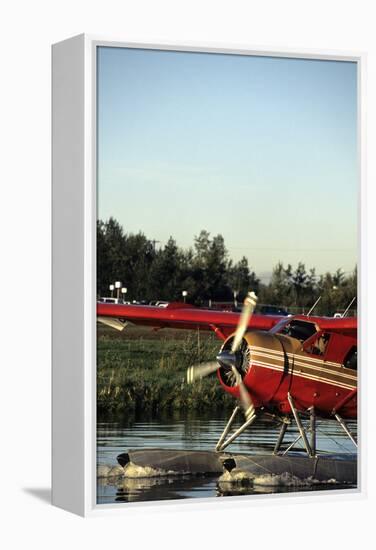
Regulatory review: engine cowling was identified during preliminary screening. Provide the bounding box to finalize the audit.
[217,331,291,409]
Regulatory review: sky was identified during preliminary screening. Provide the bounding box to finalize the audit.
[97,46,358,279]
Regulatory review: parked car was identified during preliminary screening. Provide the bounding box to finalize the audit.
[98,297,123,304]
[259,304,289,316]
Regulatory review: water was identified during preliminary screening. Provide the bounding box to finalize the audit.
[97,411,357,504]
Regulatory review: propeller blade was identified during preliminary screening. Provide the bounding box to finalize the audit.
[238,379,255,421]
[231,291,258,353]
[231,366,255,421]
[186,361,219,384]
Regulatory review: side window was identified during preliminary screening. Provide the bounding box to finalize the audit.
[344,346,357,370]
[305,333,330,357]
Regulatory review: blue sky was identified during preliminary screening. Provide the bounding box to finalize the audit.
[97,47,357,278]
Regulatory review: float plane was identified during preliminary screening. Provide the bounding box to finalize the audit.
[97,294,357,459]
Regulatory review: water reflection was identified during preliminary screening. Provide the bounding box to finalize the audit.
[97,411,357,504]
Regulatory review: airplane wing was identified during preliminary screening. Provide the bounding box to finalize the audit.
[97,301,282,340]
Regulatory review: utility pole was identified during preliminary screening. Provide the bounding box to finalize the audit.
[151,239,160,252]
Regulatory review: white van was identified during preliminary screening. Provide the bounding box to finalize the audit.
[98,297,122,304]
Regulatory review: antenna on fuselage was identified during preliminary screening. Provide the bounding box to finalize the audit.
[341,297,356,318]
[307,296,321,317]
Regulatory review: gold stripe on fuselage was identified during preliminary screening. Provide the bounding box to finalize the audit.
[250,348,357,381]
[250,344,354,372]
[249,346,357,389]
[250,359,356,390]
[250,344,344,367]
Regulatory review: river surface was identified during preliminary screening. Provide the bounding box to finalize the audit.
[97,411,357,505]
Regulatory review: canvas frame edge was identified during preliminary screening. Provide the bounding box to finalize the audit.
[51,33,367,517]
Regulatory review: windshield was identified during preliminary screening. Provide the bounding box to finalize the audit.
[271,318,318,342]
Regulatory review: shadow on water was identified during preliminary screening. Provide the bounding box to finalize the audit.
[100,475,219,503]
[97,410,357,505]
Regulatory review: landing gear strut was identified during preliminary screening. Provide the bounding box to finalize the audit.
[287,393,314,457]
[215,392,357,456]
[273,394,357,457]
[272,396,316,457]
[334,413,358,448]
[215,406,257,452]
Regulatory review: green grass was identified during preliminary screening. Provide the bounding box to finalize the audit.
[97,325,234,413]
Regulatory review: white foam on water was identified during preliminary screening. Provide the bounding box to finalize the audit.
[109,465,126,477]
[218,469,340,487]
[97,465,110,478]
[219,469,256,483]
[123,461,180,478]
[253,472,311,487]
[97,464,125,478]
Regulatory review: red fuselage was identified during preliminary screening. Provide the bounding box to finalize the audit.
[218,327,357,419]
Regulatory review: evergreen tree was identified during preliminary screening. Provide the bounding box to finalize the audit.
[96,217,357,315]
[291,262,309,305]
[228,256,259,301]
[148,237,183,300]
[262,261,292,305]
[190,230,232,302]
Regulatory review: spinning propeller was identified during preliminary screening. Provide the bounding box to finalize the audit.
[186,291,258,420]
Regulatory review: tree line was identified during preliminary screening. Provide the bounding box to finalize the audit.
[97,217,357,316]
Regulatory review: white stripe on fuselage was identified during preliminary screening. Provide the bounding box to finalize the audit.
[250,360,356,390]
[249,346,356,382]
[250,344,342,367]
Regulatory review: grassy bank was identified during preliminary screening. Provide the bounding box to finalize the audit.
[97,325,233,413]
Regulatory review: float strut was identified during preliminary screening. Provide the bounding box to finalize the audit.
[215,406,240,452]
[216,412,257,452]
[334,413,358,447]
[273,419,289,455]
[282,434,302,456]
[287,393,313,457]
[309,406,316,456]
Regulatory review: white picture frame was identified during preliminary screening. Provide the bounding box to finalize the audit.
[52,34,366,517]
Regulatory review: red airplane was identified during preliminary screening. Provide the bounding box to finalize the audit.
[97,293,357,456]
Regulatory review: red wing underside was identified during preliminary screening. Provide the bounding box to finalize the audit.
[300,315,357,338]
[96,302,282,340]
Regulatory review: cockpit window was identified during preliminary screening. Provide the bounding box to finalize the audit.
[344,346,357,370]
[271,319,317,342]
